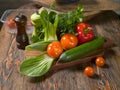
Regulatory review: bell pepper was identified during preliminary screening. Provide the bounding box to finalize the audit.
[76,22,94,44]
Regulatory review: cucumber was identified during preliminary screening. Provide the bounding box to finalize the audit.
[58,37,105,62]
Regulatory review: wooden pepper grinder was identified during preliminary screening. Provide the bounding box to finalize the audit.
[14,13,29,50]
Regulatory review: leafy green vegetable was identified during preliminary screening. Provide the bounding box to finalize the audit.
[31,12,44,43]
[50,3,56,9]
[40,10,58,41]
[25,40,53,51]
[57,5,84,38]
[20,54,55,77]
[31,9,58,43]
[31,5,84,43]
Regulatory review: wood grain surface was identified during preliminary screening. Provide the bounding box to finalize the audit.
[33,0,120,11]
[0,3,120,90]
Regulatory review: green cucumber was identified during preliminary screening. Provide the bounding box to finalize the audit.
[58,37,105,62]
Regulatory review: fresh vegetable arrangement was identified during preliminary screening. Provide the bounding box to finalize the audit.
[20,6,105,77]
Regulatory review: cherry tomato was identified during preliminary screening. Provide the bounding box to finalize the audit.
[7,18,16,28]
[30,20,33,25]
[84,66,94,77]
[47,41,63,58]
[60,33,78,50]
[95,56,105,67]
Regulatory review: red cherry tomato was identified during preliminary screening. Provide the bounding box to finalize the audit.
[7,18,16,28]
[60,33,78,50]
[84,66,94,77]
[30,20,33,25]
[95,56,105,67]
[47,41,63,58]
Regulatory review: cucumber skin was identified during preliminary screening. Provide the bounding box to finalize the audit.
[58,37,105,62]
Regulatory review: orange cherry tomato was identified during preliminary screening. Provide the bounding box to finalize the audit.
[30,20,33,25]
[95,56,105,67]
[84,66,94,77]
[47,41,63,58]
[60,33,78,50]
[7,18,16,28]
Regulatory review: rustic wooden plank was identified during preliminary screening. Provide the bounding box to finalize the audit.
[87,11,120,90]
[33,0,120,11]
[0,3,120,90]
[0,1,32,18]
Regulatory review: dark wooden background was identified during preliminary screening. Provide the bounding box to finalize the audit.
[0,9,120,90]
[0,1,120,90]
[0,0,120,29]
[0,0,120,17]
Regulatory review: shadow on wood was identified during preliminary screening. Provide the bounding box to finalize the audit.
[0,0,33,18]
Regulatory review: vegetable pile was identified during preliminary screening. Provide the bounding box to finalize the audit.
[20,6,105,77]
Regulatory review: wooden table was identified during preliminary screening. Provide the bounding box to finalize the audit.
[0,2,120,90]
[33,0,120,11]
